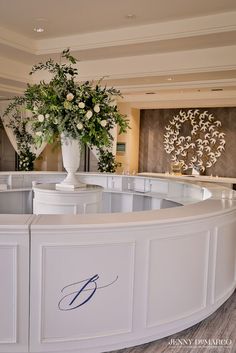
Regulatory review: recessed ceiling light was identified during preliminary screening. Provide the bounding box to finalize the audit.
[34,27,44,33]
[125,14,136,19]
[33,18,47,33]
[167,77,173,81]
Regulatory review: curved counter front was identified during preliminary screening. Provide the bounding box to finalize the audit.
[0,172,236,353]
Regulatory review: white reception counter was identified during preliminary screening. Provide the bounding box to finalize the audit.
[0,172,236,353]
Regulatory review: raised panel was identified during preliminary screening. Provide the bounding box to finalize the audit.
[0,245,17,343]
[0,192,28,214]
[107,176,123,190]
[214,220,236,302]
[111,193,133,213]
[0,232,29,353]
[147,231,210,327]
[30,239,135,351]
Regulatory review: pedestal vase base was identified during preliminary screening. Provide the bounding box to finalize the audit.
[56,173,86,190]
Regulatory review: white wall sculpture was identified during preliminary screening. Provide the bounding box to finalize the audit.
[163,109,226,173]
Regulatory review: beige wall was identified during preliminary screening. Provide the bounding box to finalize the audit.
[34,142,87,172]
[34,143,63,171]
[0,128,15,171]
[116,103,140,174]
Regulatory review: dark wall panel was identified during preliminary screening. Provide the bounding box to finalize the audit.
[139,108,236,177]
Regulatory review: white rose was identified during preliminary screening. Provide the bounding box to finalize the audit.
[45,113,50,119]
[66,93,74,101]
[100,120,107,127]
[38,114,44,122]
[78,102,85,109]
[36,131,43,136]
[86,110,93,119]
[77,122,83,130]
[94,104,100,113]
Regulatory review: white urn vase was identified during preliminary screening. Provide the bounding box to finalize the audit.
[56,134,86,189]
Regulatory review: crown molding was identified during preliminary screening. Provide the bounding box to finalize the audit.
[76,64,236,82]
[73,45,236,82]
[122,89,236,101]
[0,44,236,97]
[121,91,236,109]
[0,56,32,84]
[36,11,236,54]
[3,45,233,86]
[0,83,24,95]
[0,12,235,56]
[115,78,236,94]
[127,98,236,109]
[0,27,36,54]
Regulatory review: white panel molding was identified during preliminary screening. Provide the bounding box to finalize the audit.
[146,230,210,328]
[0,244,17,344]
[208,228,218,306]
[214,218,236,303]
[0,174,235,353]
[0,229,29,353]
[30,238,135,351]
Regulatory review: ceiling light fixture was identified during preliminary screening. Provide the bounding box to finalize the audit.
[125,14,136,19]
[167,77,173,81]
[34,27,44,33]
[33,17,47,33]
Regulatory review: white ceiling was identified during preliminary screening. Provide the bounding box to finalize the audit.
[1,0,236,39]
[0,0,236,107]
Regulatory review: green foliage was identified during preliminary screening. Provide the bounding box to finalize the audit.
[4,49,129,154]
[97,149,121,173]
[3,49,130,172]
[5,110,36,171]
[1,97,37,171]
[18,149,36,171]
[0,116,3,130]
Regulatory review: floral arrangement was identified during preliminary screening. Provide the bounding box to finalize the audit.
[9,116,36,171]
[97,149,121,173]
[3,49,129,171]
[1,106,36,171]
[163,109,226,173]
